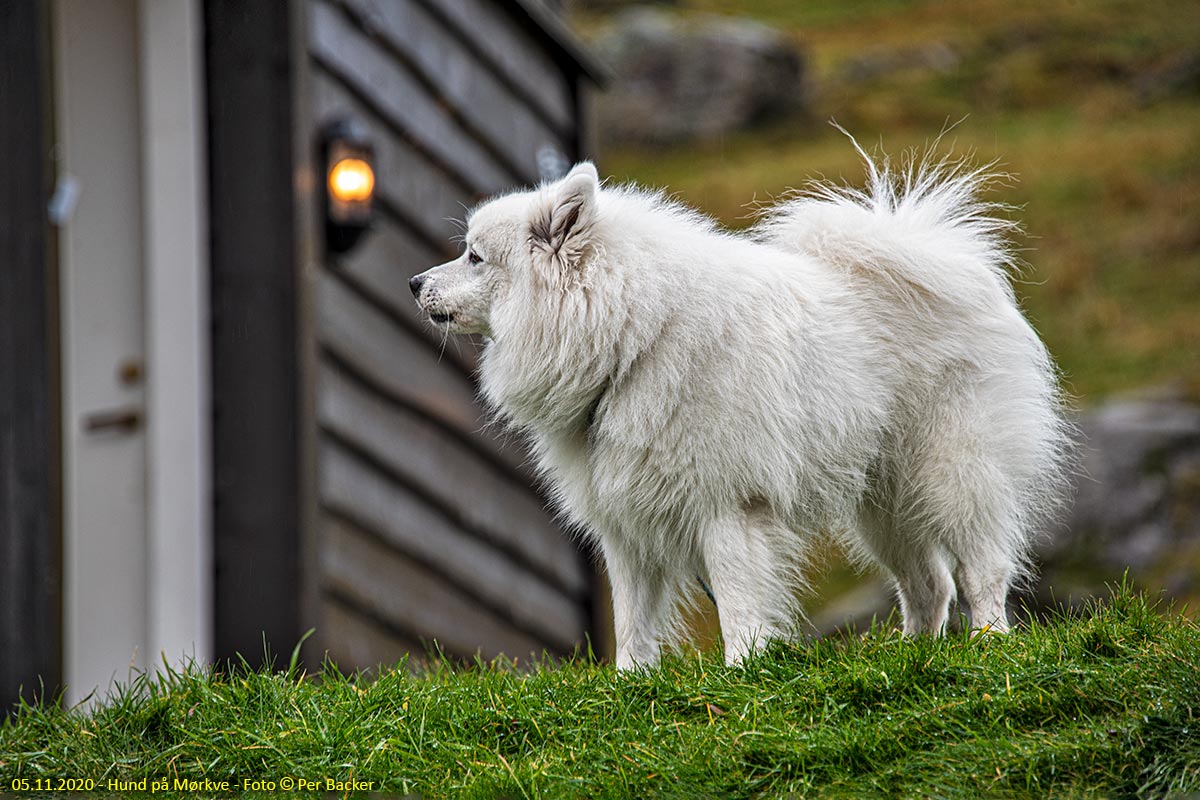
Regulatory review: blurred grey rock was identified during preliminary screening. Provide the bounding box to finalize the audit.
[592,9,809,145]
[1043,394,1200,563]
[1035,391,1200,605]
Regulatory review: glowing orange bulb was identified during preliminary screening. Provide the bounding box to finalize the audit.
[328,158,375,203]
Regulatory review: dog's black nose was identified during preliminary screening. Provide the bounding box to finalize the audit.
[409,274,426,296]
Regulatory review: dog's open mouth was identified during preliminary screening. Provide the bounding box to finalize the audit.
[429,312,455,324]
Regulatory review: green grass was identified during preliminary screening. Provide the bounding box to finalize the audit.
[576,0,1200,403]
[3,589,1198,798]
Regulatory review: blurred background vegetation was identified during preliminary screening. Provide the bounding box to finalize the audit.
[568,0,1200,636]
[571,0,1199,403]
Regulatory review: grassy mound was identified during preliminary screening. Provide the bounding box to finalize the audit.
[3,589,1197,798]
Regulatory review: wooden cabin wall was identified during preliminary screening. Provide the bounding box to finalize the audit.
[304,0,593,669]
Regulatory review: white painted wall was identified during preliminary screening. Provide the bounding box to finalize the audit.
[54,0,210,705]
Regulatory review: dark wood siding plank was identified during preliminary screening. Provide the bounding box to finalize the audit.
[322,515,551,660]
[0,0,61,715]
[318,360,586,595]
[319,441,586,650]
[311,56,485,203]
[320,424,579,598]
[339,204,444,294]
[320,593,425,671]
[317,340,535,488]
[312,68,485,375]
[309,1,519,192]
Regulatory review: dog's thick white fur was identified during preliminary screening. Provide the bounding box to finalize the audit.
[411,144,1073,669]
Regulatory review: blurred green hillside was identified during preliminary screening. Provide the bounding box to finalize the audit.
[573,0,1200,404]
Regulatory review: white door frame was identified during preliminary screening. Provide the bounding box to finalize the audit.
[137,0,211,692]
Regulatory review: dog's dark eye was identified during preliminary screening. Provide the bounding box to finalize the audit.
[467,248,482,265]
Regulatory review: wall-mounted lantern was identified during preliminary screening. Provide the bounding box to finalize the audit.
[321,118,375,255]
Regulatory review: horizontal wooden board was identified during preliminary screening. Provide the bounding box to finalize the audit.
[319,592,426,672]
[315,68,485,374]
[310,0,521,192]
[319,440,587,649]
[322,514,558,660]
[318,358,586,595]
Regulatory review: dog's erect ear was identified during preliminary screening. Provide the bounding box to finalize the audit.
[531,162,599,267]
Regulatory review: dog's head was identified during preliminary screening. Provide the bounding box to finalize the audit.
[409,162,601,337]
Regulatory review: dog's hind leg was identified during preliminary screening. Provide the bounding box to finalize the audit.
[947,535,1017,633]
[701,510,800,664]
[877,541,955,635]
[891,547,956,636]
[859,508,955,635]
[602,539,675,670]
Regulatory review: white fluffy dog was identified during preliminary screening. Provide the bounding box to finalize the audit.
[410,144,1073,669]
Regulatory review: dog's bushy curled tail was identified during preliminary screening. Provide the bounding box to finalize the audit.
[757,134,1079,566]
[753,135,1022,312]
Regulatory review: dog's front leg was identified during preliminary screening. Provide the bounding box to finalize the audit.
[602,540,671,670]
